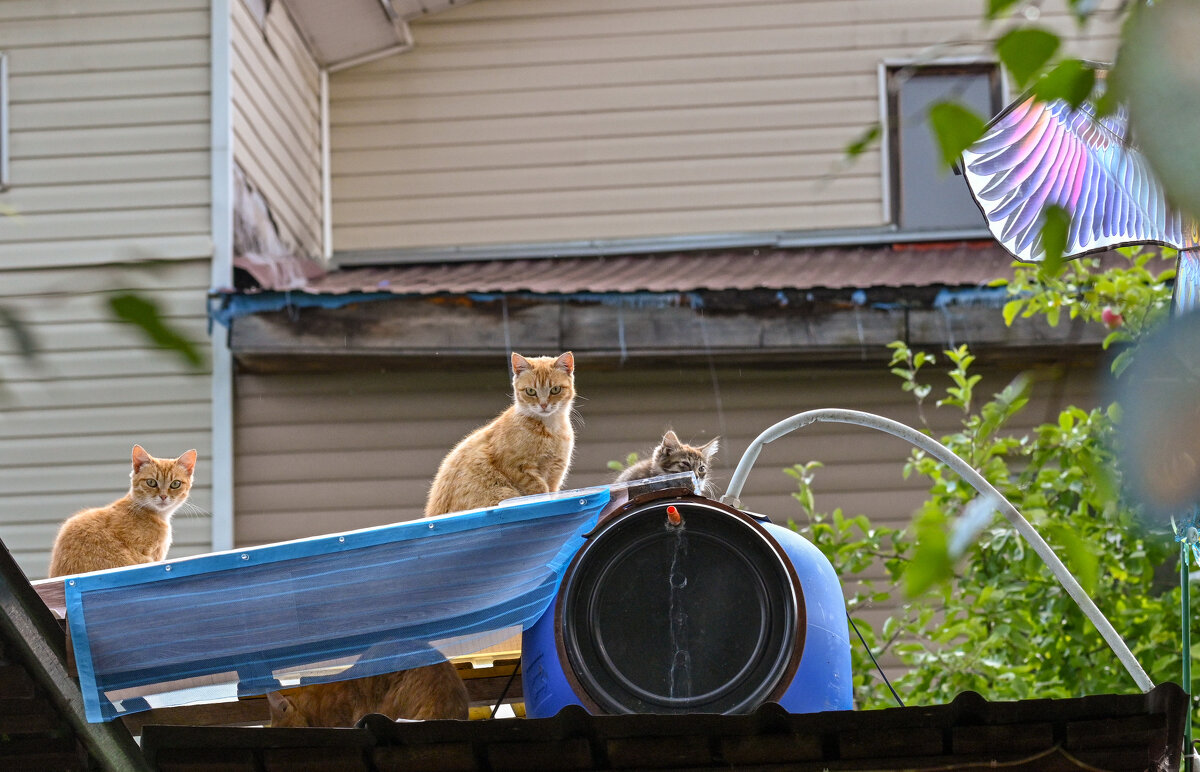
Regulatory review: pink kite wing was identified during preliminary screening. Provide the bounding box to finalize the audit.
[961,95,1186,262]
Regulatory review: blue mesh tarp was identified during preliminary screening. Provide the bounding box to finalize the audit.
[64,487,609,722]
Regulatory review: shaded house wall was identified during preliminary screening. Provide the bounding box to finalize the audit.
[234,360,1104,634]
[328,0,1121,255]
[0,0,215,580]
[232,0,322,259]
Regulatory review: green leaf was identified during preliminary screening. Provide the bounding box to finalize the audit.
[845,123,881,159]
[1048,523,1099,595]
[1032,59,1096,108]
[107,293,205,369]
[986,0,1024,20]
[905,517,954,597]
[928,102,987,169]
[996,27,1061,88]
[1002,300,1022,326]
[1037,204,1070,279]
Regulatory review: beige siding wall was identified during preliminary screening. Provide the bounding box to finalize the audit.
[234,361,1100,551]
[328,0,1123,253]
[0,1,214,579]
[232,0,322,258]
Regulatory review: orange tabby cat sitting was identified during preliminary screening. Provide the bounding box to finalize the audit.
[48,445,197,577]
[425,351,577,517]
[267,663,469,727]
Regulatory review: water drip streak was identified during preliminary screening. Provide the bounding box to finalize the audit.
[666,525,691,700]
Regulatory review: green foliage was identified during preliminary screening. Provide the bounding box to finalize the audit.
[927,102,986,170]
[997,247,1175,375]
[1036,204,1070,280]
[788,258,1191,711]
[107,293,206,370]
[606,452,640,473]
[1033,59,1096,109]
[844,123,881,160]
[996,27,1061,88]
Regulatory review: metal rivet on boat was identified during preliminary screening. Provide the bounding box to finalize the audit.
[579,499,587,505]
[68,580,75,586]
[241,554,249,560]
[428,523,434,529]
[338,537,345,543]
[164,565,171,572]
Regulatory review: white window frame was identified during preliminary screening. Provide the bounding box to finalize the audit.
[878,57,1008,232]
[0,53,9,192]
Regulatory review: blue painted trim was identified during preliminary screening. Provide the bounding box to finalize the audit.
[64,579,105,722]
[66,487,608,594]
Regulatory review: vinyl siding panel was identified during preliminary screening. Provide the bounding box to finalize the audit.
[0,1,214,580]
[231,0,322,258]
[232,361,1101,558]
[328,0,1123,253]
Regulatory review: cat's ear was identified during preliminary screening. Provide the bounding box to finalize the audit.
[661,430,681,448]
[266,691,292,714]
[511,353,531,376]
[553,351,574,374]
[701,437,720,458]
[176,449,198,476]
[131,445,152,472]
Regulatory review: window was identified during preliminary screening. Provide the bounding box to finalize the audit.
[0,53,8,191]
[884,63,1003,231]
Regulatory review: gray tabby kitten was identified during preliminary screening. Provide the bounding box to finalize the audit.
[614,430,719,494]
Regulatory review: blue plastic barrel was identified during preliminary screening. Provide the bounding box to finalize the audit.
[522,493,853,717]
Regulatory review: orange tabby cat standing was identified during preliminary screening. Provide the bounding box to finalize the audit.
[48,445,197,577]
[425,351,577,517]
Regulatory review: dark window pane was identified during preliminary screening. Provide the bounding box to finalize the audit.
[893,69,997,231]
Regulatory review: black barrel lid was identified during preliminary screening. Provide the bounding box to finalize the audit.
[557,496,803,714]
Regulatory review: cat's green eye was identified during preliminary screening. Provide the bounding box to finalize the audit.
[146,479,158,488]
[170,481,182,489]
[549,386,561,395]
[525,388,537,396]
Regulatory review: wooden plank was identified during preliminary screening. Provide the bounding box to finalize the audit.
[329,100,872,151]
[332,122,874,178]
[337,157,873,202]
[0,207,209,245]
[330,74,876,125]
[1,179,209,216]
[0,428,211,465]
[8,38,210,75]
[1,402,211,440]
[332,202,878,252]
[0,10,209,49]
[0,0,206,20]
[8,66,210,104]
[333,48,929,100]
[9,123,210,159]
[8,151,210,185]
[333,178,876,229]
[0,373,211,408]
[12,95,208,132]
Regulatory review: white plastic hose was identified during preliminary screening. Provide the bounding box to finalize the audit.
[721,408,1153,693]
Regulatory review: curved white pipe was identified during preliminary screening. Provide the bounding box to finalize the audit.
[721,408,1153,693]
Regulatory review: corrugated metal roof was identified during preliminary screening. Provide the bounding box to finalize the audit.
[236,242,1023,297]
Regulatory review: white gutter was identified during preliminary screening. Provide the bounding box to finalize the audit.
[321,68,332,260]
[209,0,235,552]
